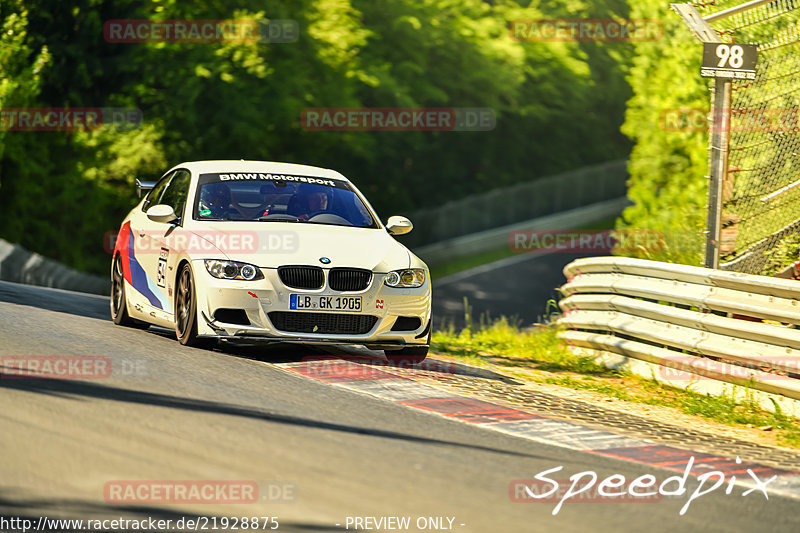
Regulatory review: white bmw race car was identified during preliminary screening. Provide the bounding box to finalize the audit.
[111,160,432,363]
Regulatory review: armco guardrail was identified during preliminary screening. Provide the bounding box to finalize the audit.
[402,159,627,248]
[557,257,800,401]
[412,197,630,267]
[0,238,108,295]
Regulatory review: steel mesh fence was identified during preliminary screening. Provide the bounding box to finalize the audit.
[704,1,800,274]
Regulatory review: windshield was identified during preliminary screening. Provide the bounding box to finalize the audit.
[193,172,378,228]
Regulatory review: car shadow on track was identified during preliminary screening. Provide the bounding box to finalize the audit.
[208,341,521,385]
[0,367,544,460]
[137,323,520,386]
[143,326,381,365]
[211,338,337,364]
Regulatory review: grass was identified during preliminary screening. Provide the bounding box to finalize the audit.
[434,317,608,375]
[432,317,800,448]
[429,246,518,280]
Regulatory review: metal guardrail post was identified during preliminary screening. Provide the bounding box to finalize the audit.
[558,256,800,402]
[705,78,732,269]
[670,3,733,269]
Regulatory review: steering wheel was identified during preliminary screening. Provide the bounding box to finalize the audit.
[307,213,351,225]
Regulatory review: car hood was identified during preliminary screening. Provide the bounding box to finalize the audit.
[186,221,412,271]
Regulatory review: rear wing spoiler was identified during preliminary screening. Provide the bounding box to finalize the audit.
[136,178,157,198]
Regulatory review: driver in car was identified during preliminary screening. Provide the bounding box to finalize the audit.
[290,185,331,220]
[198,183,232,219]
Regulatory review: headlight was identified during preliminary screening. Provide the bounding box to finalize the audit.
[204,260,263,281]
[384,268,426,288]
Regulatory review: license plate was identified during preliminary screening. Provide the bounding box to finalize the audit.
[289,294,362,312]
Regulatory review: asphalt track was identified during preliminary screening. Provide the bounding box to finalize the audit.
[432,252,597,329]
[1,280,799,532]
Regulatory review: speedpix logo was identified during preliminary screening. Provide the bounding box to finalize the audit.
[513,457,776,515]
[510,478,662,504]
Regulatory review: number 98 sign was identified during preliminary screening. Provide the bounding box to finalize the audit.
[701,43,758,80]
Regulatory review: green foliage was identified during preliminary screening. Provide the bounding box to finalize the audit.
[762,233,800,276]
[1,0,634,274]
[433,318,609,374]
[0,1,50,165]
[615,0,708,265]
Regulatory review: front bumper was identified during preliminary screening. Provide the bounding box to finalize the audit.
[193,260,432,348]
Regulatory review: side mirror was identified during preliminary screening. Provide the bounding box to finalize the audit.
[386,215,413,235]
[136,178,157,198]
[147,204,178,224]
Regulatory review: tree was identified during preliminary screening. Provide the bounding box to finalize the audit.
[616,0,708,264]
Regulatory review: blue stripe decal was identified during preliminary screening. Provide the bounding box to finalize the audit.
[127,232,172,313]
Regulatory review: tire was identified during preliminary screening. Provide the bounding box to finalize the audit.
[175,262,212,347]
[385,348,428,366]
[385,324,430,365]
[111,255,149,329]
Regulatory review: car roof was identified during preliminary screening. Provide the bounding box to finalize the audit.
[169,160,351,183]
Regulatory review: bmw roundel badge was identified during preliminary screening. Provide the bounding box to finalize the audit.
[319,257,331,264]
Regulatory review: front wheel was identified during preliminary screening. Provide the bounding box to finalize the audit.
[385,346,428,366]
[385,325,430,365]
[175,263,209,347]
[386,317,431,365]
[386,345,428,366]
